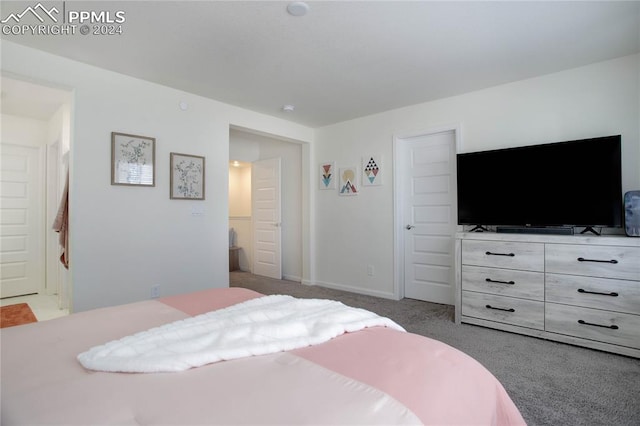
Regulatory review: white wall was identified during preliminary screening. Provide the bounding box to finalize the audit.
[229,166,252,217]
[1,41,313,312]
[3,42,635,307]
[229,165,252,271]
[314,54,640,298]
[229,134,260,163]
[1,114,47,146]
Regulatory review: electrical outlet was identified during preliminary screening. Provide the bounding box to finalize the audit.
[367,265,375,276]
[151,285,160,298]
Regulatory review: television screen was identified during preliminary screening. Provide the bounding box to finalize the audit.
[456,135,623,228]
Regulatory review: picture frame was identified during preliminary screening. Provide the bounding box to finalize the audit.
[362,154,383,186]
[339,166,359,196]
[319,161,336,190]
[170,152,205,200]
[111,132,155,186]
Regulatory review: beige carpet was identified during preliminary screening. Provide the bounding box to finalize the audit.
[231,271,640,426]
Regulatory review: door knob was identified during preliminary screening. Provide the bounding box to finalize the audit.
[405,225,415,230]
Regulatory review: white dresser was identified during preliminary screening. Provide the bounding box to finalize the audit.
[455,232,640,357]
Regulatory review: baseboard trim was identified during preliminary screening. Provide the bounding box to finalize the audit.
[310,280,398,300]
[283,274,301,283]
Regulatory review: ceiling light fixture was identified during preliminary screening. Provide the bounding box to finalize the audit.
[287,2,309,17]
[282,104,295,113]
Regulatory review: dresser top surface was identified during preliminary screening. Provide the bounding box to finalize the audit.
[456,232,640,247]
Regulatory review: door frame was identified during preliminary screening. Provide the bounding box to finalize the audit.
[45,141,61,296]
[392,124,462,300]
[229,124,312,285]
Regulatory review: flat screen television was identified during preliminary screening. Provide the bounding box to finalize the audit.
[456,135,623,231]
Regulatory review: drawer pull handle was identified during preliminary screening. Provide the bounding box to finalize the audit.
[485,278,515,285]
[577,288,619,297]
[485,304,515,313]
[577,257,618,264]
[578,319,619,330]
[485,251,515,257]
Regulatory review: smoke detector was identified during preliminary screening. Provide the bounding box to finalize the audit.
[287,2,309,17]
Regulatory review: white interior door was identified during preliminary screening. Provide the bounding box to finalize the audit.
[252,158,282,279]
[400,131,457,304]
[1,144,44,298]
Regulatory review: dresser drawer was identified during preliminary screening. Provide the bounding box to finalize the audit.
[461,291,544,330]
[462,240,544,272]
[546,303,640,350]
[546,274,640,315]
[545,244,640,281]
[462,265,544,301]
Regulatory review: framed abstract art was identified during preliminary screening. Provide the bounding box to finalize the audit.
[319,161,336,190]
[362,155,382,186]
[339,166,358,196]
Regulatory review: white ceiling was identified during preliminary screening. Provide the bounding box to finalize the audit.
[1,1,639,127]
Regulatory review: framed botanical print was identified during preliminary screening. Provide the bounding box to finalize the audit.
[111,132,155,186]
[170,153,205,200]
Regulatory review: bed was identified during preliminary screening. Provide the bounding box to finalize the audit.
[1,287,525,425]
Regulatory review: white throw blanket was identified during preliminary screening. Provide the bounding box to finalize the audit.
[78,295,405,373]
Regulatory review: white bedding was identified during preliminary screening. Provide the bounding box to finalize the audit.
[78,295,404,373]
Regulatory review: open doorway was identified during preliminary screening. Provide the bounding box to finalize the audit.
[0,76,72,318]
[228,128,303,282]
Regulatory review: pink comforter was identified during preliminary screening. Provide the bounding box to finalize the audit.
[1,288,525,425]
